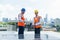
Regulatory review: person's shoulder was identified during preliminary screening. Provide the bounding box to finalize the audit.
[18,13,21,15]
[38,16,42,18]
[34,16,35,18]
[18,13,21,16]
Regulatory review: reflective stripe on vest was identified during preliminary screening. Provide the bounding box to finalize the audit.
[18,16,25,26]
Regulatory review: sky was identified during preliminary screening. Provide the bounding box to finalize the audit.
[0,0,60,21]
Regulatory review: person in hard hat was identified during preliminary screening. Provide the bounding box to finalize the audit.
[32,10,42,39]
[18,8,26,39]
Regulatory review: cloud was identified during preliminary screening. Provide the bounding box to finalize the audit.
[0,0,60,21]
[0,4,19,20]
[46,0,60,19]
[29,0,37,2]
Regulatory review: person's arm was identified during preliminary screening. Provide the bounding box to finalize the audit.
[32,19,34,25]
[18,14,23,22]
[32,18,37,26]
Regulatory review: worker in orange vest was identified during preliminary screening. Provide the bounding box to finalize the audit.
[32,10,42,39]
[18,8,26,39]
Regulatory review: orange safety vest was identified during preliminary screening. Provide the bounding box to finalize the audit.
[34,16,42,28]
[18,16,25,26]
